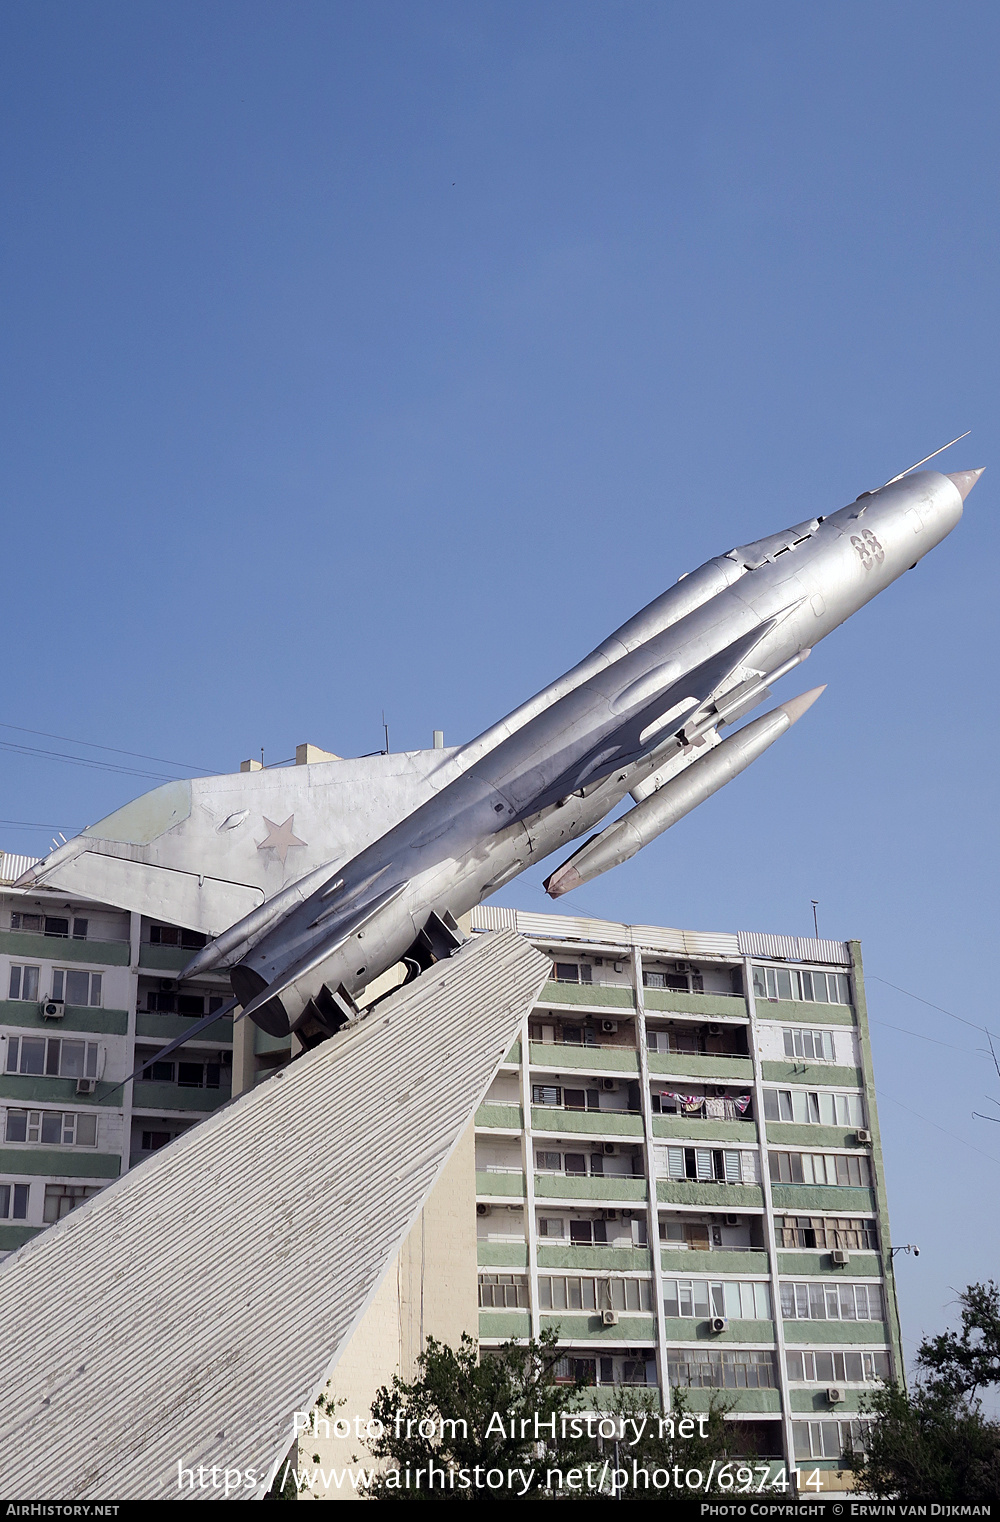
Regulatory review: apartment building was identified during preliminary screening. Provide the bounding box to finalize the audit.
[0,851,292,1258]
[470,903,901,1486]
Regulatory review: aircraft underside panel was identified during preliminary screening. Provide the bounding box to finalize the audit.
[0,928,550,1501]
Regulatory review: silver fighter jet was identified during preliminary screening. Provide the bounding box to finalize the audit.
[19,458,981,1047]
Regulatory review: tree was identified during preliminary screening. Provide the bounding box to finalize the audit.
[357,1328,593,1499]
[850,1281,1000,1503]
[354,1331,736,1500]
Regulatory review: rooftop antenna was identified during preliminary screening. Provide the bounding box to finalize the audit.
[882,430,971,487]
[382,711,390,755]
[811,900,819,938]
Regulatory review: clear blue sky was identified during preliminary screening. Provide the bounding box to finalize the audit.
[2,1,998,1375]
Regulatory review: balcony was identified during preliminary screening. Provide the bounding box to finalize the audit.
[540,1312,657,1341]
[136,1011,234,1043]
[642,988,746,1018]
[769,1182,874,1213]
[529,1042,638,1074]
[537,1243,651,1272]
[538,981,635,1010]
[648,1051,753,1082]
[131,1081,229,1113]
[478,1310,531,1338]
[475,1103,523,1130]
[761,1059,863,1087]
[477,1242,528,1269]
[657,1179,764,1209]
[652,1115,757,1143]
[0,1000,128,1036]
[661,1247,769,1274]
[476,1169,526,1199]
[531,1108,644,1138]
[535,1174,647,1204]
[776,1250,882,1278]
[0,929,130,967]
[783,1320,889,1346]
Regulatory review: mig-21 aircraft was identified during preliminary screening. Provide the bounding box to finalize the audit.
[18,452,981,1049]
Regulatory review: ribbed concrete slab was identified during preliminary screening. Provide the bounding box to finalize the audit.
[0,929,549,1501]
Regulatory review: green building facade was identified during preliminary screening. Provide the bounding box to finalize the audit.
[471,904,901,1487]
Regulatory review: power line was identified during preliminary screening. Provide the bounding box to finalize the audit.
[867,1015,988,1056]
[868,972,999,1043]
[0,722,216,774]
[0,819,83,830]
[0,739,175,781]
[877,1087,1000,1169]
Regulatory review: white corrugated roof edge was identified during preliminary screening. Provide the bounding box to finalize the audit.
[0,927,551,1501]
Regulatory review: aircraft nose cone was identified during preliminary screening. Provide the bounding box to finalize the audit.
[946,468,985,501]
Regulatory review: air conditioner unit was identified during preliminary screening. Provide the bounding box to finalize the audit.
[41,998,64,1019]
[602,1310,619,1327]
[855,1128,872,1144]
[601,1077,616,1091]
[601,1020,619,1034]
[620,1209,632,1219]
[602,1210,618,1221]
[76,1078,96,1095]
[614,963,624,974]
[830,1248,850,1267]
[707,1025,723,1036]
[709,1316,728,1334]
[827,1387,846,1405]
[602,1143,616,1155]
[724,1214,740,1227]
[476,1203,491,1217]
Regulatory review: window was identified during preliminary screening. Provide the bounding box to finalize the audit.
[146,991,224,1015]
[668,1348,777,1390]
[786,1349,890,1384]
[538,1276,653,1312]
[8,965,40,1001]
[644,970,689,991]
[769,1152,870,1188]
[478,1273,530,1308]
[532,1084,603,1111]
[663,1278,771,1320]
[552,962,592,984]
[764,1089,864,1126]
[780,1028,838,1063]
[660,1220,712,1250]
[553,1357,597,1385]
[663,1146,747,1183]
[10,912,43,933]
[5,1037,99,1079]
[42,1183,102,1223]
[780,1281,885,1321]
[0,1182,29,1219]
[50,970,103,1007]
[775,1216,878,1251]
[141,1130,174,1151]
[9,914,76,939]
[149,925,207,950]
[752,967,851,1005]
[136,1056,228,1089]
[538,1217,564,1238]
[4,1109,98,1146]
[793,1419,872,1461]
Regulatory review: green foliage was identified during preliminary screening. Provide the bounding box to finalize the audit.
[597,1384,735,1500]
[360,1327,592,1499]
[849,1380,1000,1502]
[356,1331,747,1500]
[917,1278,1000,1404]
[850,1281,1000,1502]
